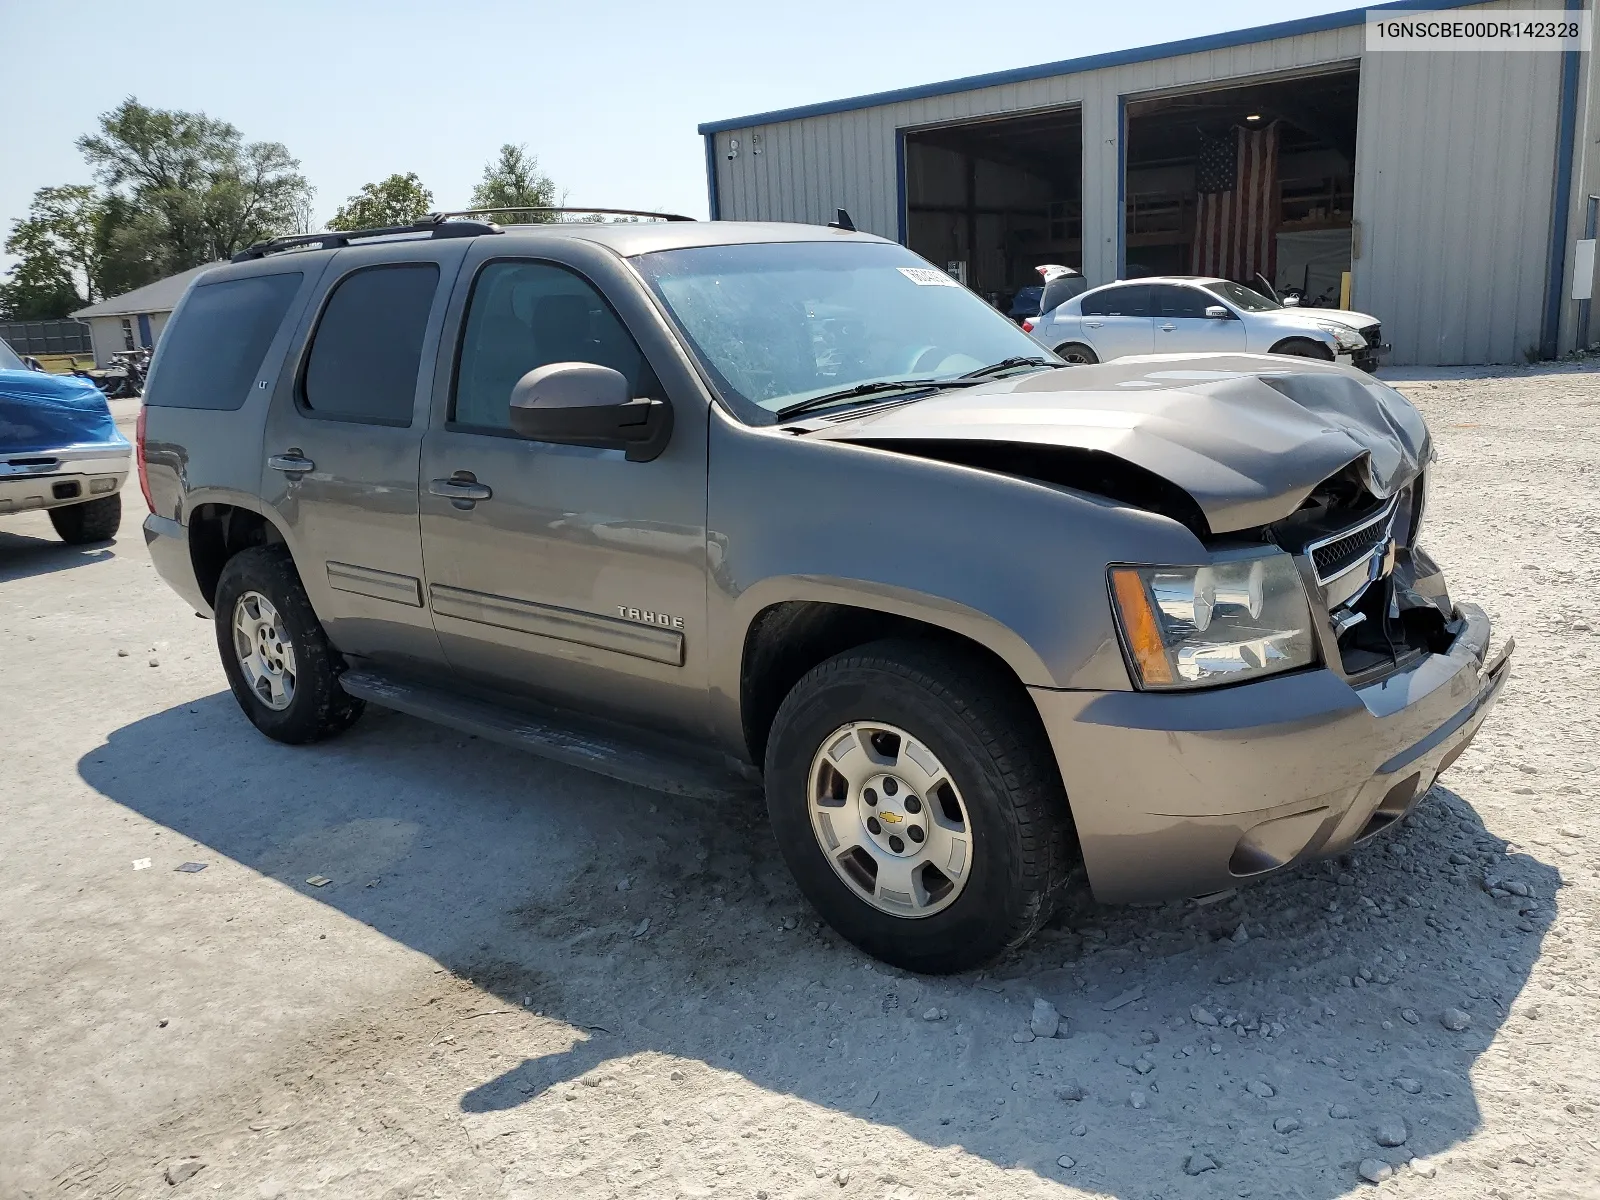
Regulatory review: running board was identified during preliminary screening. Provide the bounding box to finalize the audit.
[337,669,757,801]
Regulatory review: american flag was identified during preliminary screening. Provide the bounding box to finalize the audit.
[1191,123,1279,282]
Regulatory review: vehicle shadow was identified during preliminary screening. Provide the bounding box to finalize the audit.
[0,526,114,582]
[80,693,1560,1196]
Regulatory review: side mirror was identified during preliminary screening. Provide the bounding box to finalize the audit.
[508,362,673,462]
[1204,305,1231,320]
[1282,295,1301,307]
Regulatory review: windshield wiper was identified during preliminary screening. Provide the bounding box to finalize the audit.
[960,355,1059,379]
[775,378,955,421]
[774,362,1040,422]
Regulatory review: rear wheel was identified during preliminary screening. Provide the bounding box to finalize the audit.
[764,639,1074,974]
[48,493,121,544]
[1054,342,1098,365]
[1270,337,1334,360]
[213,546,364,744]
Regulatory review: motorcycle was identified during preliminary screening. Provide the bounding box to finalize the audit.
[68,348,149,399]
[114,347,151,396]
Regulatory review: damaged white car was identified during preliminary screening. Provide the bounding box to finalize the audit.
[1029,275,1385,372]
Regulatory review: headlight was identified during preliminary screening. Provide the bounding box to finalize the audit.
[1316,322,1364,352]
[1108,552,1316,689]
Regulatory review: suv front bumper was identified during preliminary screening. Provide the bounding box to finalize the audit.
[1030,602,1511,903]
[0,444,130,515]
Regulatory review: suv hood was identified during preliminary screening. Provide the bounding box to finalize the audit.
[805,353,1428,535]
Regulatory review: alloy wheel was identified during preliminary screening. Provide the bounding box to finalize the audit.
[806,720,973,918]
[232,590,298,711]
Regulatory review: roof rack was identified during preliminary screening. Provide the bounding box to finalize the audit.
[232,213,503,262]
[231,206,696,262]
[433,207,696,223]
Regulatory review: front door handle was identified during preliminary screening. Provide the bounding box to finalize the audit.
[429,474,492,509]
[1159,322,1176,332]
[267,451,315,474]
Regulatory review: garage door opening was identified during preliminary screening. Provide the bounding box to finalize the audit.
[903,107,1082,315]
[1124,66,1359,306]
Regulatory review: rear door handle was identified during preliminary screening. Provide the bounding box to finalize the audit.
[267,452,315,473]
[429,475,492,508]
[1083,320,1104,328]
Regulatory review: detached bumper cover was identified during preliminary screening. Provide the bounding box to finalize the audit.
[1031,603,1511,903]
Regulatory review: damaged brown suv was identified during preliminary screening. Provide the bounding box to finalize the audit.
[137,213,1512,972]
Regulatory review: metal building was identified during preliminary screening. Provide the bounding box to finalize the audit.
[699,0,1597,365]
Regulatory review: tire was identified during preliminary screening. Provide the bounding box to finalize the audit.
[764,639,1074,974]
[1054,342,1099,366]
[48,493,121,544]
[1270,338,1334,361]
[213,545,364,745]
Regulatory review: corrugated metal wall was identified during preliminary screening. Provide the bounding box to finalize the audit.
[1353,4,1562,364]
[709,0,1575,365]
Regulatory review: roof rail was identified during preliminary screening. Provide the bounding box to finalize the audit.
[434,207,696,223]
[230,214,504,263]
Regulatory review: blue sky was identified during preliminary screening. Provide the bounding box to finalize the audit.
[2,0,1364,267]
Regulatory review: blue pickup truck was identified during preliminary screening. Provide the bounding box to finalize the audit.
[0,337,131,543]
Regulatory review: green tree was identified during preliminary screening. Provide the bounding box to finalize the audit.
[0,247,81,321]
[77,97,311,277]
[328,173,434,231]
[468,144,559,221]
[0,184,106,319]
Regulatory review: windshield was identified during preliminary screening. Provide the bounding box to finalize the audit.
[1203,280,1281,313]
[0,338,26,371]
[633,241,1055,421]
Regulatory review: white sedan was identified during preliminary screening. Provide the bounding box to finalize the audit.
[1027,276,1384,372]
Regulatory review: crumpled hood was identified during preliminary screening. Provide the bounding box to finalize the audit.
[806,353,1429,534]
[0,368,126,455]
[1285,307,1379,331]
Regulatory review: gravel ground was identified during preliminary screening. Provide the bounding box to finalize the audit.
[1,368,1597,1200]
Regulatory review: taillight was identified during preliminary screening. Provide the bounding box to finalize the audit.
[1022,319,1035,333]
[135,403,154,512]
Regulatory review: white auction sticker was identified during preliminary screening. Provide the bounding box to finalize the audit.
[1366,9,1590,51]
[897,267,960,287]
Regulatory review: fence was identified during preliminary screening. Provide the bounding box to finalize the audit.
[0,319,92,356]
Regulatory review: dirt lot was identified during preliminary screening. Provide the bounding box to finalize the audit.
[2,369,1597,1200]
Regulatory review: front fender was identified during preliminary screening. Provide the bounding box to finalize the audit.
[730,573,1055,689]
[705,409,1207,753]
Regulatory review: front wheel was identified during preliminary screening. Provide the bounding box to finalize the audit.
[213,546,364,745]
[764,639,1074,974]
[1054,342,1099,365]
[48,493,121,544]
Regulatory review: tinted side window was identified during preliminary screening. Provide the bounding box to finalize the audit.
[302,264,439,426]
[1155,285,1213,319]
[1080,284,1151,317]
[453,261,657,432]
[146,273,302,410]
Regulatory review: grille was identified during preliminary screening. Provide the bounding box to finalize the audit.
[1308,500,1396,584]
[1359,323,1381,349]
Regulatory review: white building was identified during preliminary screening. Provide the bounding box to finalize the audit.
[71,264,214,367]
[700,0,1599,365]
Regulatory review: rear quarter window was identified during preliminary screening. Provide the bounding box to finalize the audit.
[145,272,302,410]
